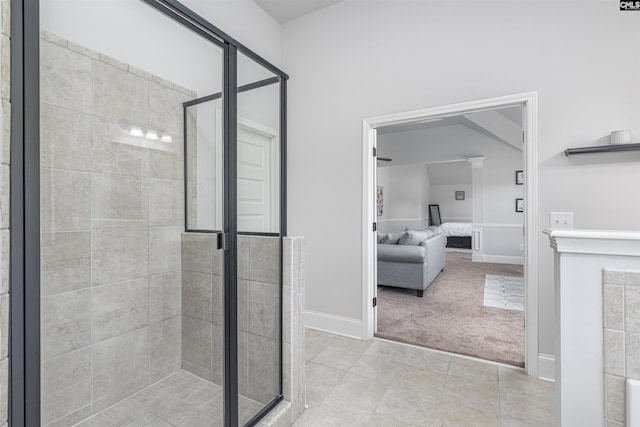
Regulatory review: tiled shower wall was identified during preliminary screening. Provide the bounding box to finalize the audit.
[180,233,224,384]
[603,268,640,426]
[40,32,194,426]
[0,0,9,424]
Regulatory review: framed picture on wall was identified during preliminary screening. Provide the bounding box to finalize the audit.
[515,170,524,185]
[455,191,465,200]
[377,186,383,216]
[515,198,524,213]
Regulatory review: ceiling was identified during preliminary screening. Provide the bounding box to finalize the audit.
[377,105,523,155]
[253,0,343,24]
[376,104,525,172]
[377,106,522,135]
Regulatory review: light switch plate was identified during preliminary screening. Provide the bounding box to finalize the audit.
[550,212,574,229]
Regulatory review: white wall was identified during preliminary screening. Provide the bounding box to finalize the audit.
[429,184,472,222]
[377,163,429,232]
[476,149,525,263]
[284,1,640,359]
[41,0,282,96]
[483,153,525,225]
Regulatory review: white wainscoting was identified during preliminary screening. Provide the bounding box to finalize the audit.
[472,223,524,265]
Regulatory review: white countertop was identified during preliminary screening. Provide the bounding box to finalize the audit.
[544,228,640,256]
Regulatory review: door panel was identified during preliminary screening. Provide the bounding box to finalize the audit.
[237,126,273,233]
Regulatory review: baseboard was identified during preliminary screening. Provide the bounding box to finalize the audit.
[538,353,555,382]
[304,310,363,339]
[472,254,524,265]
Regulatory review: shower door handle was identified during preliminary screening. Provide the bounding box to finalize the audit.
[217,233,229,250]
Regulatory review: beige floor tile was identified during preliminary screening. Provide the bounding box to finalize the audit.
[349,354,399,382]
[365,340,410,361]
[177,410,221,427]
[500,387,555,426]
[300,330,554,427]
[443,373,500,413]
[311,346,362,371]
[326,335,373,354]
[367,413,413,426]
[73,414,113,427]
[145,395,200,425]
[186,386,220,408]
[447,357,499,384]
[293,397,372,427]
[328,373,388,411]
[200,394,223,416]
[102,399,156,425]
[305,361,346,395]
[401,347,451,372]
[391,363,447,398]
[144,418,173,427]
[305,386,328,408]
[305,339,331,361]
[498,366,554,395]
[375,386,439,426]
[436,398,500,426]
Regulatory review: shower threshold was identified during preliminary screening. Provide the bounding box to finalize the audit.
[70,370,263,426]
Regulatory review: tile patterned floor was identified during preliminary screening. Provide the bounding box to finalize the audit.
[73,370,263,427]
[295,329,554,427]
[72,330,554,427]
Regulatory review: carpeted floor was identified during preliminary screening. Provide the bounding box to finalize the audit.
[375,252,525,367]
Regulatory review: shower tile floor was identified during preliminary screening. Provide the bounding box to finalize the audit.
[73,370,263,427]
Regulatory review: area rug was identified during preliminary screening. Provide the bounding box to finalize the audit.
[483,275,524,311]
[375,252,525,367]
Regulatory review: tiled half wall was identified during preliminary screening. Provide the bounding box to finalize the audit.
[603,269,640,426]
[181,233,306,424]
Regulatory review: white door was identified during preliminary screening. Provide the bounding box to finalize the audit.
[237,124,277,233]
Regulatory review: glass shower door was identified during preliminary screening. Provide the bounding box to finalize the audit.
[236,51,283,425]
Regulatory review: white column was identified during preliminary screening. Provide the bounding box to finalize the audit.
[468,157,486,261]
[545,229,640,427]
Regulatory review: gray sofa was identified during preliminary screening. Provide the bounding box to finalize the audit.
[377,230,446,297]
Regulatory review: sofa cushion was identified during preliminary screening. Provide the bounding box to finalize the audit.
[381,232,404,244]
[377,243,426,263]
[398,229,434,245]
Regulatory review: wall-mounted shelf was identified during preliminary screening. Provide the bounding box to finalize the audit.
[564,143,640,157]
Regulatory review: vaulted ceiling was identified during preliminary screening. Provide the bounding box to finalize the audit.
[253,0,343,23]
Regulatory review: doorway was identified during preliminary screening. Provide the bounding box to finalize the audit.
[361,93,540,376]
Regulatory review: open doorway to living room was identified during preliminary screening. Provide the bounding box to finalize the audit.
[373,104,527,367]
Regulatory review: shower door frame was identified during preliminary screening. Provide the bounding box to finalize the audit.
[9,0,288,426]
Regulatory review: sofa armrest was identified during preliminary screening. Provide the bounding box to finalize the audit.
[420,233,447,252]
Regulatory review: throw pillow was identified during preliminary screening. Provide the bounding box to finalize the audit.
[377,233,387,243]
[382,232,404,244]
[398,229,433,245]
